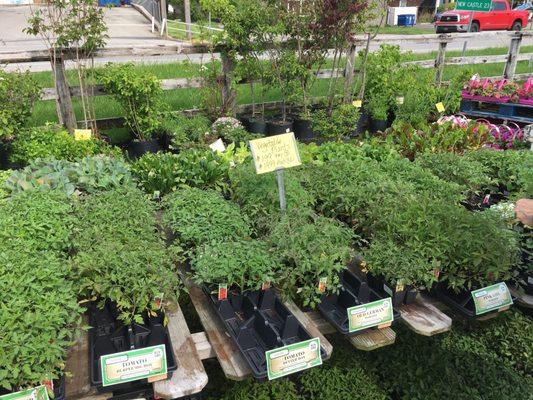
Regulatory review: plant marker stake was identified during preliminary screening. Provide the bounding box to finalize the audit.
[276,168,287,212]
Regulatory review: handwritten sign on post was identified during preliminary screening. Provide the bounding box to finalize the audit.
[249,132,301,174]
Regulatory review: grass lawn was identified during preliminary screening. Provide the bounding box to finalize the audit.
[368,25,436,35]
[166,20,221,42]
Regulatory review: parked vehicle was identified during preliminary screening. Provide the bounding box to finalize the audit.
[435,0,529,32]
[514,2,533,23]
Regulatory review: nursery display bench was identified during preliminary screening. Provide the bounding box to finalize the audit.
[398,295,452,336]
[460,99,533,124]
[65,302,209,400]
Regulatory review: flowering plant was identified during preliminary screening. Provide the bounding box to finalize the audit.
[463,76,519,99]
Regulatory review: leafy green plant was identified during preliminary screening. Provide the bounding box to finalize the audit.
[0,70,41,141]
[4,156,134,196]
[99,63,165,140]
[312,104,360,140]
[415,152,494,198]
[465,149,533,198]
[0,250,82,391]
[164,114,212,150]
[213,378,302,400]
[0,170,11,199]
[9,124,120,165]
[212,117,260,144]
[162,187,252,248]
[73,239,180,324]
[191,238,279,292]
[132,152,184,197]
[0,189,74,254]
[268,210,355,308]
[229,162,315,233]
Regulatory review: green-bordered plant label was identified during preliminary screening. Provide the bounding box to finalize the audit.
[456,0,492,11]
[472,282,513,315]
[100,344,167,386]
[0,386,49,400]
[266,338,322,380]
[347,298,394,333]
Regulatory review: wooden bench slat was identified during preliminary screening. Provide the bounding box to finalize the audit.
[399,295,452,336]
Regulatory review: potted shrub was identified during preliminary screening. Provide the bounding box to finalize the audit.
[312,103,361,142]
[211,117,261,145]
[99,63,166,158]
[367,95,389,133]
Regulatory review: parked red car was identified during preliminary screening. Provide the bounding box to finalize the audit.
[435,0,529,32]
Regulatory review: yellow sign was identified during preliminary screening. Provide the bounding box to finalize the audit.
[249,132,301,174]
[352,100,362,108]
[74,129,92,141]
[435,102,445,113]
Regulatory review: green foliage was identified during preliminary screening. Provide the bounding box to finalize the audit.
[0,70,41,141]
[0,189,74,254]
[229,162,315,233]
[268,210,355,308]
[99,63,165,140]
[415,152,494,197]
[213,378,302,400]
[465,149,533,198]
[162,187,252,248]
[72,186,181,324]
[164,114,212,150]
[132,152,182,197]
[3,156,134,196]
[9,125,120,165]
[0,250,82,391]
[372,326,533,400]
[191,239,279,292]
[312,104,360,140]
[212,117,260,144]
[0,170,11,199]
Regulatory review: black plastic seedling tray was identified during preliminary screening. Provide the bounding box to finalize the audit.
[365,272,418,307]
[89,303,177,393]
[204,286,327,380]
[433,282,515,319]
[317,269,401,335]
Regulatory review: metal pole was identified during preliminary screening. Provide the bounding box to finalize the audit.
[276,169,287,212]
[461,11,474,57]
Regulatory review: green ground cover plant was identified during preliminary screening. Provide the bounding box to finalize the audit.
[191,239,279,293]
[164,114,211,150]
[162,187,252,248]
[9,124,120,165]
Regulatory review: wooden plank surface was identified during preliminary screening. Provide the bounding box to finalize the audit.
[180,273,252,381]
[349,327,396,351]
[399,295,452,336]
[153,302,208,399]
[510,287,533,309]
[283,300,333,360]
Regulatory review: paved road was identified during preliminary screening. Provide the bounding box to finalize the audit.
[1,5,532,72]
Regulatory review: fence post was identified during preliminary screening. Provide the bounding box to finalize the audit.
[221,52,236,117]
[184,0,192,41]
[434,37,447,85]
[503,32,522,79]
[343,43,357,103]
[52,53,77,133]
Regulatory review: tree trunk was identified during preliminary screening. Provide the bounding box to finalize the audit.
[52,54,77,133]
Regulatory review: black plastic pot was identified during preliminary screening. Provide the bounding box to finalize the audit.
[266,119,293,136]
[370,118,388,133]
[204,286,326,380]
[0,141,11,170]
[364,273,415,307]
[53,375,66,400]
[355,112,369,136]
[89,303,177,393]
[293,119,316,142]
[317,269,401,335]
[125,139,162,159]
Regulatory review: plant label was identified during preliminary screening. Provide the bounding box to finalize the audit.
[0,386,49,400]
[265,338,322,380]
[318,277,327,293]
[209,138,226,153]
[352,100,362,108]
[74,129,92,141]
[218,283,228,300]
[100,344,168,387]
[347,298,394,333]
[396,96,404,105]
[435,102,445,113]
[471,282,513,315]
[262,281,271,291]
[249,132,301,174]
